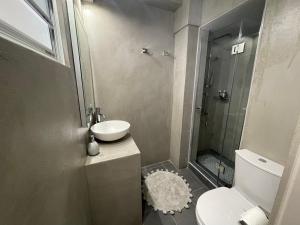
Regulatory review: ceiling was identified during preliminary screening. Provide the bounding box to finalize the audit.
[142,0,182,12]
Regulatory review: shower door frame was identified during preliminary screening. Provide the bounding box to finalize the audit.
[188,0,266,188]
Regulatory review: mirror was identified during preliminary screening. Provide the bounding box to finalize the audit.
[67,0,95,127]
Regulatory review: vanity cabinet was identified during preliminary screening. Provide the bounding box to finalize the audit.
[85,136,142,225]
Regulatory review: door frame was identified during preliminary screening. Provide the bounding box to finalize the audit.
[187,0,266,186]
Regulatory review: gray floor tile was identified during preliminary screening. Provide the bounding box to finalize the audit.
[143,205,176,225]
[142,163,165,177]
[178,168,207,191]
[161,160,177,172]
[142,167,148,177]
[191,187,209,205]
[173,204,198,225]
[143,163,165,171]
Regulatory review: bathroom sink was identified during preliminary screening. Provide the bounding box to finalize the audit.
[91,120,130,141]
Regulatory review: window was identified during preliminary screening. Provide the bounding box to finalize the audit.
[0,0,62,60]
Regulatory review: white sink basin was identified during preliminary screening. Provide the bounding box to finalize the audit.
[91,120,130,141]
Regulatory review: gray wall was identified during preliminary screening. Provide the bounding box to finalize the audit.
[170,27,188,168]
[200,0,248,25]
[174,0,201,32]
[83,0,174,166]
[0,23,90,225]
[241,0,300,165]
[270,116,300,225]
[170,0,201,168]
[170,24,199,168]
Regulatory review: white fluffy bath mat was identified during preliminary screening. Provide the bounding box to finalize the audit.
[143,170,193,214]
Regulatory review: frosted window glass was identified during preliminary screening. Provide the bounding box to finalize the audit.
[31,0,50,18]
[0,0,52,50]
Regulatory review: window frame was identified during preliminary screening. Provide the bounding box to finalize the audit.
[25,0,56,55]
[0,0,65,63]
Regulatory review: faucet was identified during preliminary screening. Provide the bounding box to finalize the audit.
[87,107,94,128]
[95,107,105,123]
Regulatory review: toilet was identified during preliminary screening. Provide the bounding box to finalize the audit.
[196,149,284,225]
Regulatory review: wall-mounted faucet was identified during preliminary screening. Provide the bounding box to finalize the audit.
[86,107,106,128]
[87,107,94,128]
[95,107,105,123]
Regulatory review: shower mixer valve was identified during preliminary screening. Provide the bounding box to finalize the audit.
[218,90,229,101]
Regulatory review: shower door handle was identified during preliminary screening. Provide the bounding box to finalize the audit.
[195,107,202,112]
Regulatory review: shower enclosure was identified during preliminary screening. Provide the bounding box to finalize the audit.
[190,1,265,187]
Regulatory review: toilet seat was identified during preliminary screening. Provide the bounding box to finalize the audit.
[196,187,255,225]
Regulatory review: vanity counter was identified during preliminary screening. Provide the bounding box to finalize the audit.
[85,135,140,166]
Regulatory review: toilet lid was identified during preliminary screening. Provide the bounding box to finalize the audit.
[196,187,255,225]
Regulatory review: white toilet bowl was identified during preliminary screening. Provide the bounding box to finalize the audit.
[196,187,254,225]
[195,149,284,225]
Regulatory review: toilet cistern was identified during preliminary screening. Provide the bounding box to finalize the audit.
[195,149,284,225]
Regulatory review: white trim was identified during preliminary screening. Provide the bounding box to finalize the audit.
[51,0,65,65]
[66,0,87,126]
[0,23,59,64]
[0,0,66,65]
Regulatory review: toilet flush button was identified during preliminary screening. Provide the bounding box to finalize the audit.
[258,158,267,163]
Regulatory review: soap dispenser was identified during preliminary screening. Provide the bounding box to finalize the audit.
[88,134,99,156]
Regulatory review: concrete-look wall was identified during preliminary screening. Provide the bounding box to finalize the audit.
[170,0,200,168]
[170,28,188,168]
[270,115,300,225]
[272,147,300,225]
[200,0,248,25]
[83,0,174,166]
[241,0,300,165]
[174,0,201,32]
[0,37,91,225]
[170,25,199,168]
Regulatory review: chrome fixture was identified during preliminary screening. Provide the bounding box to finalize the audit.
[162,50,169,56]
[141,48,149,54]
[87,107,94,128]
[95,107,105,123]
[218,90,229,101]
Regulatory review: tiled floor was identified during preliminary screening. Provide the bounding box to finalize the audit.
[142,161,211,225]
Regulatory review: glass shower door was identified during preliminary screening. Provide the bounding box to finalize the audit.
[221,26,259,163]
[193,21,259,187]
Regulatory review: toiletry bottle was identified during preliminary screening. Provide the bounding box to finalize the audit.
[88,135,99,156]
